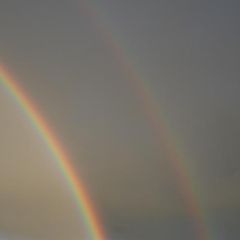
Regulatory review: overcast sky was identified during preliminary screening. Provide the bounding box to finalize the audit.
[0,0,240,239]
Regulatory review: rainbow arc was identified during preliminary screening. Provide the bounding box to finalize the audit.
[0,65,105,240]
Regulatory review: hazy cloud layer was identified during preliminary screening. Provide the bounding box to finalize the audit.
[0,0,240,239]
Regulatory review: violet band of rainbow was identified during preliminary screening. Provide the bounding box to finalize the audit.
[0,65,105,240]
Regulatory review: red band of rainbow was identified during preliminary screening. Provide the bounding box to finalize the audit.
[0,65,105,240]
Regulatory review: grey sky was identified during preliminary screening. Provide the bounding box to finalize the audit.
[0,0,240,239]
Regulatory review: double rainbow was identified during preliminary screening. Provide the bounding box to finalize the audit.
[0,3,212,239]
[0,65,105,240]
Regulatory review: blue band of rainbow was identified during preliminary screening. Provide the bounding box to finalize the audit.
[0,65,105,240]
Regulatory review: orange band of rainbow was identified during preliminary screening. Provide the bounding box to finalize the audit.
[0,65,105,240]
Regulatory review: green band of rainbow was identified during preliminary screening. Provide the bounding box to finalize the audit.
[0,65,105,240]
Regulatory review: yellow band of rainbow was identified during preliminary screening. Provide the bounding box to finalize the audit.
[0,65,105,240]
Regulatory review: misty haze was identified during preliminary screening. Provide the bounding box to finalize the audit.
[0,0,240,239]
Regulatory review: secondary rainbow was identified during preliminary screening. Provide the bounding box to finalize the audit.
[78,1,211,239]
[0,65,105,240]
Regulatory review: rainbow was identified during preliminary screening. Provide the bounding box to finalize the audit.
[78,1,211,239]
[0,65,105,240]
